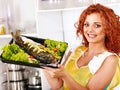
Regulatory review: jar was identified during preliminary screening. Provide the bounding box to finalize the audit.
[0,18,6,35]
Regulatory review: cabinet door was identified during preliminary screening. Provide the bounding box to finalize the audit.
[36,11,63,32]
[37,30,64,41]
[62,8,85,45]
[36,11,64,41]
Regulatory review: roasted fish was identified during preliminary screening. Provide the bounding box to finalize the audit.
[11,30,56,64]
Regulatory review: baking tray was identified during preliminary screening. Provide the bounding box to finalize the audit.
[0,57,58,68]
[0,35,68,68]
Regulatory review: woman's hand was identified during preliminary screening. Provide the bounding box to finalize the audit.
[43,64,67,78]
[43,65,65,90]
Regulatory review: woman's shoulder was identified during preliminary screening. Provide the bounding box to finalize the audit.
[104,53,119,65]
[104,52,119,61]
[88,51,119,74]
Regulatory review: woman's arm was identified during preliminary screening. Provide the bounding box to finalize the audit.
[61,55,118,90]
[87,55,118,89]
[43,53,118,90]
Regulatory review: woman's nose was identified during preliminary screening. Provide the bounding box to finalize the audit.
[87,26,94,33]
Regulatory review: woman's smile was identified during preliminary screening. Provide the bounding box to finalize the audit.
[84,13,106,43]
[87,33,97,38]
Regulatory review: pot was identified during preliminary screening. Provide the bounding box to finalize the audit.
[2,80,26,90]
[28,75,41,85]
[7,70,24,81]
[28,71,41,85]
[8,64,25,70]
[9,81,25,90]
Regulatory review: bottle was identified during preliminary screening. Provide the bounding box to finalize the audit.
[0,24,6,35]
[0,18,6,35]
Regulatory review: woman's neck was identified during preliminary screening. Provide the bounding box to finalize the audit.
[87,43,107,55]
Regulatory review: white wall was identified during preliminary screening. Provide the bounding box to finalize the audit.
[2,0,37,34]
[3,0,120,35]
[9,0,36,23]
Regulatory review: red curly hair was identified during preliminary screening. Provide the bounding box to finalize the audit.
[75,3,120,54]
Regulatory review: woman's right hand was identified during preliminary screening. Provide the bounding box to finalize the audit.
[43,65,67,78]
[43,65,64,90]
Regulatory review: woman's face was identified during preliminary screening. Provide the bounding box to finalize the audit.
[83,13,106,44]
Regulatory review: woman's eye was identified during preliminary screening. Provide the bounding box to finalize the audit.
[95,24,101,28]
[84,23,89,27]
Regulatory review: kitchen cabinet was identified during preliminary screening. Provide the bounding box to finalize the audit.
[36,11,64,41]
[35,0,120,46]
[35,0,92,45]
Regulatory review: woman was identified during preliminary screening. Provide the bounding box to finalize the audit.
[43,3,120,90]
